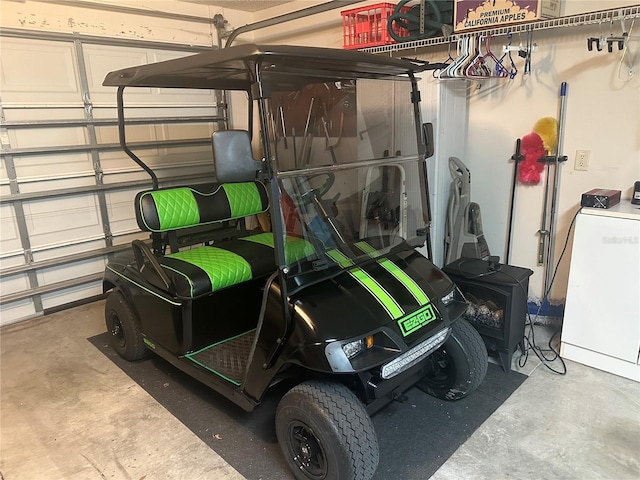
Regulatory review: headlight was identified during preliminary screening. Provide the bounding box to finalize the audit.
[441,290,455,306]
[442,287,464,306]
[342,335,374,359]
[326,335,377,372]
[380,327,450,379]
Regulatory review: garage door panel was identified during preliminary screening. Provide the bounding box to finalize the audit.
[102,169,156,185]
[0,204,23,255]
[2,107,87,122]
[99,150,174,177]
[0,38,80,104]
[9,125,87,149]
[94,106,219,119]
[83,44,152,103]
[157,163,215,182]
[32,239,106,263]
[38,257,105,286]
[13,152,94,185]
[156,146,213,168]
[106,188,139,235]
[41,281,102,310]
[24,195,103,249]
[0,300,36,326]
[113,231,147,247]
[158,122,213,140]
[1,272,31,296]
[0,253,26,269]
[1,33,227,324]
[96,123,157,145]
[17,174,96,194]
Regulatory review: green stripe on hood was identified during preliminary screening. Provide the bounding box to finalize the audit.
[355,241,430,306]
[326,248,404,319]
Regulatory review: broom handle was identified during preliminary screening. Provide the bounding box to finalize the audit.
[506,138,523,264]
[543,82,568,296]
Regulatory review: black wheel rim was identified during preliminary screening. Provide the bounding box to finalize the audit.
[287,420,327,479]
[423,347,455,389]
[107,312,126,349]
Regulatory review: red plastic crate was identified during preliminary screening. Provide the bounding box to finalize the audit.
[341,3,409,50]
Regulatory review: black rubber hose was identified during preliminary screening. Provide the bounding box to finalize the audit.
[388,0,444,43]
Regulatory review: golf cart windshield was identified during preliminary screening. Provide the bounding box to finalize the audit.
[266,77,428,291]
[102,44,429,294]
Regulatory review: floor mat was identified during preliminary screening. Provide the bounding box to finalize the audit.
[90,333,526,480]
[185,330,255,385]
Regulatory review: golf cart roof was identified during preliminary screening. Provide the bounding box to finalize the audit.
[103,43,426,91]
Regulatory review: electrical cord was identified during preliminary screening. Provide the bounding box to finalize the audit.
[515,206,581,375]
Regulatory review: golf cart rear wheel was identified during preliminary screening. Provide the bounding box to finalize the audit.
[105,290,148,361]
[418,318,488,401]
[276,380,378,480]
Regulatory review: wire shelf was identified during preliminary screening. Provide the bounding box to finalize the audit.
[362,5,640,53]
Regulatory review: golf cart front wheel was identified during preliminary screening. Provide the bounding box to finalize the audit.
[105,290,148,361]
[276,380,378,480]
[418,318,488,401]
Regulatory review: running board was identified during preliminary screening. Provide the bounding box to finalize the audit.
[185,330,255,385]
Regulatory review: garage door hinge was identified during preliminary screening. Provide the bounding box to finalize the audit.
[82,92,93,116]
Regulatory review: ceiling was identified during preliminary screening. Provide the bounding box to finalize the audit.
[178,1,297,12]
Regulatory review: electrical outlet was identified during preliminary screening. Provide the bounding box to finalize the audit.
[575,150,590,171]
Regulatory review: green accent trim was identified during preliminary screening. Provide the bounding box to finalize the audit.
[354,241,380,258]
[379,260,429,305]
[282,237,316,264]
[152,188,200,230]
[355,241,430,306]
[167,247,252,293]
[349,268,404,319]
[326,247,404,319]
[326,249,354,268]
[240,233,315,264]
[143,337,156,349]
[223,183,263,218]
[106,266,181,306]
[241,232,275,248]
[397,304,436,337]
[184,329,256,386]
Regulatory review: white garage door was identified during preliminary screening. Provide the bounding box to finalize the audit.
[1,31,225,325]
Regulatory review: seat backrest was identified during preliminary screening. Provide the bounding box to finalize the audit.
[136,181,269,233]
[212,130,262,183]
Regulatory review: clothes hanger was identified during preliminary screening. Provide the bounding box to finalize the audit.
[465,35,492,77]
[434,38,456,78]
[496,31,518,79]
[453,37,473,77]
[440,37,465,79]
[483,34,509,77]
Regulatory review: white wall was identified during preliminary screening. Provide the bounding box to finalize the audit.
[250,0,640,303]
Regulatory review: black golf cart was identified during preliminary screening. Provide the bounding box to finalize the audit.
[102,44,487,480]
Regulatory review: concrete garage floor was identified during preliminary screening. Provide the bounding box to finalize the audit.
[1,300,639,480]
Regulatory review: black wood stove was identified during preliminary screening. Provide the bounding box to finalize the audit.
[443,258,533,373]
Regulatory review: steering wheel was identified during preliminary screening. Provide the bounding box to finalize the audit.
[291,173,335,205]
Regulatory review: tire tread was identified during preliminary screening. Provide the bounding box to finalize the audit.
[278,381,378,480]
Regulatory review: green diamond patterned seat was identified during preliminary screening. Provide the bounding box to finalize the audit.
[135,182,314,299]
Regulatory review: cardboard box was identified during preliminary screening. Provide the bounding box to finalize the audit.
[454,0,561,33]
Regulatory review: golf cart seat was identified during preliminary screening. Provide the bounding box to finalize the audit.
[132,130,314,299]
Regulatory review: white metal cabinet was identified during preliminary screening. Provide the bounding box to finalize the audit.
[561,203,640,382]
